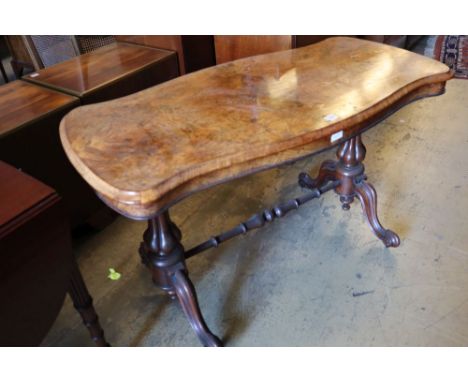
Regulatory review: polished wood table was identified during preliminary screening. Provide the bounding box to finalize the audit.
[0,161,108,346]
[59,37,453,346]
[22,42,179,105]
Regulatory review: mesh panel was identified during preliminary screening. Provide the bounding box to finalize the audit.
[75,36,115,54]
[30,35,78,67]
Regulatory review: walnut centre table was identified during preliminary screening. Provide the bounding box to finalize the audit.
[59,37,452,346]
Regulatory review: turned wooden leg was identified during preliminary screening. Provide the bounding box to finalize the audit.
[334,135,367,210]
[354,180,400,247]
[334,135,400,247]
[298,159,337,189]
[139,211,222,347]
[69,260,109,346]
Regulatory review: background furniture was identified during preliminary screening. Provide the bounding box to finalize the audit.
[3,36,423,78]
[74,35,115,54]
[1,43,179,229]
[4,36,39,77]
[0,80,101,229]
[0,161,107,346]
[115,35,216,74]
[214,35,424,64]
[0,60,7,83]
[4,35,115,77]
[23,42,179,105]
[0,36,19,84]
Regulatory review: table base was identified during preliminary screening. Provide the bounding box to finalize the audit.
[138,134,400,346]
[299,134,400,248]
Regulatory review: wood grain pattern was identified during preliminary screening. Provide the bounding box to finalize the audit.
[60,37,452,219]
[22,42,177,98]
[0,80,78,137]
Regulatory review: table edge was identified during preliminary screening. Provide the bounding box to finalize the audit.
[60,70,452,220]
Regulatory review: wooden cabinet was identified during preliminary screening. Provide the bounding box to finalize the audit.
[23,42,179,105]
[115,35,216,74]
[3,35,116,78]
[0,80,103,228]
[0,161,107,346]
[214,35,420,64]
[214,35,293,64]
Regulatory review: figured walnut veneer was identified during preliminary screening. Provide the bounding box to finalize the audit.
[60,37,452,219]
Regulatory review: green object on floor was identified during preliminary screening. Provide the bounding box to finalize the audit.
[108,268,121,281]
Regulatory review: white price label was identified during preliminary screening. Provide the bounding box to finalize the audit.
[330,130,344,143]
[324,114,338,122]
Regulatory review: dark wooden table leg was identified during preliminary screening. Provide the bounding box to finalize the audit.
[353,179,400,247]
[334,135,400,247]
[69,259,110,346]
[139,211,223,347]
[299,134,400,248]
[298,159,337,189]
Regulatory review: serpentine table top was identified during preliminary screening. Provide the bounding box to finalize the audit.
[60,37,452,220]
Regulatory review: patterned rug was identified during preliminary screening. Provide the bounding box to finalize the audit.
[433,35,468,79]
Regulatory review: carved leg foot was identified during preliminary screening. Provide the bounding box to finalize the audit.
[140,212,222,347]
[354,180,400,248]
[333,135,400,248]
[171,270,223,347]
[298,159,337,189]
[69,260,110,346]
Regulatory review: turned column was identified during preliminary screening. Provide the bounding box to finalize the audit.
[334,134,367,210]
[69,259,110,346]
[335,135,400,247]
[139,211,222,347]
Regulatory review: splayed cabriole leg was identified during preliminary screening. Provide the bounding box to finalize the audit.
[299,134,400,248]
[298,159,337,189]
[69,260,110,346]
[171,269,223,347]
[139,211,222,347]
[354,180,400,247]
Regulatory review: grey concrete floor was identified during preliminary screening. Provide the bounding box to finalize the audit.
[43,79,468,346]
